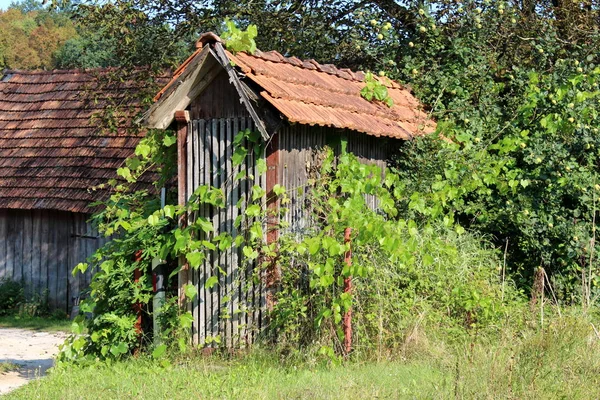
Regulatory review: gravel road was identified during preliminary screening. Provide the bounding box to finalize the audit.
[0,328,67,395]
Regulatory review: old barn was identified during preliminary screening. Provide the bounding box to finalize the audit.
[144,33,436,346]
[0,69,153,313]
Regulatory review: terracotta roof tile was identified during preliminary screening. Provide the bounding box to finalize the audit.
[155,33,435,140]
[0,69,164,213]
[227,51,435,139]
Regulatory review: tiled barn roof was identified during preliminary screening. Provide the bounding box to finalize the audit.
[0,69,159,214]
[154,33,436,140]
[227,50,435,139]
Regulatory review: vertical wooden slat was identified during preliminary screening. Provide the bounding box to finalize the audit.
[198,119,207,345]
[5,212,15,282]
[22,211,33,299]
[39,211,50,307]
[47,211,58,310]
[191,120,199,346]
[217,118,229,345]
[68,213,80,309]
[209,118,220,342]
[56,213,69,313]
[225,118,236,346]
[13,212,23,285]
[232,117,242,343]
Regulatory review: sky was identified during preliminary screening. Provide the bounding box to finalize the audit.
[0,0,13,11]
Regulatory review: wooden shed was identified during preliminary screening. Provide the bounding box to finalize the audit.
[0,69,153,313]
[144,33,436,346]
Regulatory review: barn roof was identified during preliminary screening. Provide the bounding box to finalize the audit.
[147,33,436,140]
[0,69,159,214]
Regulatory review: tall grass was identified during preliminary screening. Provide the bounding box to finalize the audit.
[6,311,600,399]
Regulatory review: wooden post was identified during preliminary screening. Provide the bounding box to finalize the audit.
[343,227,352,356]
[265,132,280,311]
[176,110,190,307]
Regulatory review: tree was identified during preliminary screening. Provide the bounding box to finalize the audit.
[0,1,77,69]
[58,0,600,295]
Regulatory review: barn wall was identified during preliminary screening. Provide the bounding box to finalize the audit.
[184,116,392,347]
[0,209,107,314]
[278,124,390,235]
[189,71,250,120]
[186,117,264,347]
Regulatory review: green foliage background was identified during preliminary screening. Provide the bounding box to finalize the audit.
[17,0,599,361]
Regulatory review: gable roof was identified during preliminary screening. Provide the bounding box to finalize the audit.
[146,33,436,140]
[0,69,159,214]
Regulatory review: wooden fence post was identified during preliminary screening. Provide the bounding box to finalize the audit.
[176,110,190,308]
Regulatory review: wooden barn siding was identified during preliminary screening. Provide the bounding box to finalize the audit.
[187,117,265,347]
[278,125,388,234]
[190,71,249,120]
[0,209,106,313]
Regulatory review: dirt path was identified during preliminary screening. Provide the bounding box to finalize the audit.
[0,328,67,395]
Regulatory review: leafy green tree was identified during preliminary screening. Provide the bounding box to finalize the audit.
[56,0,600,298]
[0,1,76,69]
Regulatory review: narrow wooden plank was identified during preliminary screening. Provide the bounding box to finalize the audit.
[259,125,267,332]
[12,212,23,285]
[198,119,208,345]
[216,118,228,346]
[5,211,15,282]
[68,213,80,311]
[209,118,220,343]
[56,213,69,313]
[239,118,251,343]
[231,117,242,344]
[225,117,235,347]
[47,211,59,310]
[0,211,7,280]
[191,120,200,346]
[22,210,33,300]
[30,210,42,300]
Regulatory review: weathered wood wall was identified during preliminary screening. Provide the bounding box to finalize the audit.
[0,209,107,313]
[187,117,265,347]
[185,116,391,346]
[278,125,388,234]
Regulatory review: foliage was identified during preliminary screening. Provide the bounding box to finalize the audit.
[0,279,24,316]
[221,19,257,54]
[9,311,600,399]
[360,71,393,107]
[386,2,600,298]
[0,2,77,69]
[272,149,519,355]
[53,32,117,69]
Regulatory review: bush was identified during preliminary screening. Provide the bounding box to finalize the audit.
[269,151,523,358]
[0,279,24,316]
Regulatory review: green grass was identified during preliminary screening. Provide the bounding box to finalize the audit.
[6,315,600,400]
[0,362,20,374]
[0,315,72,333]
[5,357,445,399]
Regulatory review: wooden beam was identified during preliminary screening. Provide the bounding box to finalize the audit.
[176,110,191,308]
[212,43,271,141]
[265,132,280,311]
[144,47,220,129]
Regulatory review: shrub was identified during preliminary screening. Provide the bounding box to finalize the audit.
[269,150,523,358]
[0,279,24,316]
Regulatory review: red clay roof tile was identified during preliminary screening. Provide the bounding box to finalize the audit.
[227,51,435,139]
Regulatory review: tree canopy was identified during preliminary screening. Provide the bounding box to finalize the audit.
[31,0,600,295]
